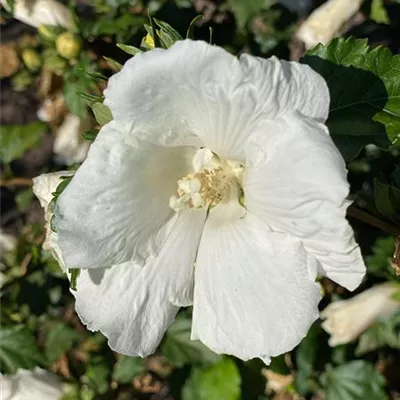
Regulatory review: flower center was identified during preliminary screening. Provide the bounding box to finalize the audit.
[169,148,245,213]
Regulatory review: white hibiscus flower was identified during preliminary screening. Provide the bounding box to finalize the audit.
[0,0,74,29]
[0,368,63,400]
[33,170,74,271]
[35,40,366,364]
[321,282,400,346]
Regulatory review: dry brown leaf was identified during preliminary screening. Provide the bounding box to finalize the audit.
[0,43,20,78]
[263,368,294,394]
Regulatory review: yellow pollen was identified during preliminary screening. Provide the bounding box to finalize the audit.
[170,167,232,211]
[169,149,245,213]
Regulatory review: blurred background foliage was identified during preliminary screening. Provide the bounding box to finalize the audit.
[1,0,400,399]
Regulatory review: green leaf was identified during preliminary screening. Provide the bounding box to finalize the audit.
[103,56,122,71]
[90,103,113,126]
[15,188,34,212]
[85,355,110,395]
[301,37,399,160]
[45,322,80,363]
[4,0,15,14]
[237,359,266,400]
[81,129,99,141]
[392,288,400,302]
[112,355,145,384]
[366,236,397,279]
[0,122,46,164]
[391,165,400,187]
[228,0,274,29]
[294,322,325,395]
[50,214,57,233]
[78,92,104,105]
[270,354,290,375]
[161,317,221,367]
[374,178,400,224]
[54,175,73,195]
[148,14,162,48]
[186,15,203,39]
[154,18,182,48]
[182,358,241,400]
[117,43,142,56]
[80,14,145,41]
[321,361,388,400]
[64,58,96,118]
[0,325,45,373]
[370,0,390,24]
[356,312,400,355]
[85,71,108,81]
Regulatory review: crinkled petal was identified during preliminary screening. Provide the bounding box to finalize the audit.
[238,54,329,122]
[104,40,328,161]
[56,120,196,269]
[244,112,365,290]
[73,209,206,356]
[192,211,321,363]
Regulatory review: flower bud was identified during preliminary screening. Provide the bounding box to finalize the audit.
[33,171,74,271]
[56,32,82,60]
[321,282,400,346]
[11,70,33,91]
[38,24,63,42]
[43,48,68,74]
[21,48,42,72]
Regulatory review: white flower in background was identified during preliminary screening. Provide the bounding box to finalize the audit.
[0,230,17,254]
[1,0,74,29]
[35,40,365,363]
[53,113,91,165]
[0,368,63,400]
[296,0,364,49]
[37,93,67,124]
[321,282,400,346]
[33,171,73,270]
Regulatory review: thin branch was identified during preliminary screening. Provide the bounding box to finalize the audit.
[0,178,32,187]
[347,205,400,236]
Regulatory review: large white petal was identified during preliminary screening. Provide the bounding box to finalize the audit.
[104,40,328,161]
[104,40,243,159]
[244,112,365,290]
[192,211,321,363]
[238,54,329,122]
[56,120,196,269]
[73,209,206,356]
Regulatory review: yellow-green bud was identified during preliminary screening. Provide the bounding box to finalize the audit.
[21,48,42,72]
[56,32,82,60]
[11,70,33,91]
[144,33,155,49]
[38,24,63,42]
